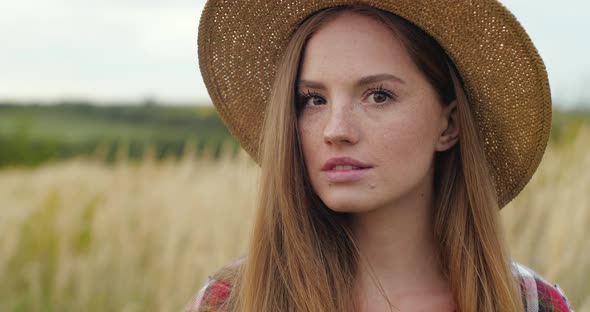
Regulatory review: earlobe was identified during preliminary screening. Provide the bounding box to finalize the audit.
[436,100,459,152]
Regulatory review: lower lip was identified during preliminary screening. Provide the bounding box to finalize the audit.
[323,168,371,183]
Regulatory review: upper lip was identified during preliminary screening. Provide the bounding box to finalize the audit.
[321,157,373,171]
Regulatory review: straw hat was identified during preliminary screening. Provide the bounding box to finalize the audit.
[197,0,552,208]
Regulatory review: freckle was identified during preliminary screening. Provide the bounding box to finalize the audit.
[369,184,375,189]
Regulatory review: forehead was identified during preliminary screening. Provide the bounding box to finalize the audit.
[299,11,417,82]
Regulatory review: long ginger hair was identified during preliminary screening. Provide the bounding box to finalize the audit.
[200,5,523,312]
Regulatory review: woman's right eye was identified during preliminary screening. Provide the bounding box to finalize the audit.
[297,91,326,108]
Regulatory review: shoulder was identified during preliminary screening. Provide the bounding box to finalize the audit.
[184,277,233,312]
[184,257,244,312]
[512,262,574,312]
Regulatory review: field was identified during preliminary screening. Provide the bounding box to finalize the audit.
[0,146,259,312]
[0,103,236,167]
[0,103,589,311]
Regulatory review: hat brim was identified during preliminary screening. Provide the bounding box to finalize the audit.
[198,0,552,208]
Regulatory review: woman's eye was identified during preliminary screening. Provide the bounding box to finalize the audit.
[365,87,396,105]
[307,96,326,106]
[369,92,389,104]
[298,92,326,108]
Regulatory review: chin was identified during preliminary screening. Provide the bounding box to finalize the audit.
[321,195,376,214]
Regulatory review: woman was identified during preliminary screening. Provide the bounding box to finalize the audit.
[189,1,573,311]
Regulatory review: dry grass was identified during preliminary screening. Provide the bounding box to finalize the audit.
[0,129,588,312]
[0,147,259,312]
[502,126,590,311]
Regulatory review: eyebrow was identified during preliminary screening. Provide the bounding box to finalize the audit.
[298,73,405,89]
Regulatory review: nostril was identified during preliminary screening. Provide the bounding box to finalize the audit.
[323,123,359,145]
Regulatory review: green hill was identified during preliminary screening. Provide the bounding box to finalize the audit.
[0,102,236,167]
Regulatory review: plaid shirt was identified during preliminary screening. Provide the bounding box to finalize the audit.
[186,262,574,312]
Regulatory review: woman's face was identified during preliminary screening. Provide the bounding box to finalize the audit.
[297,12,456,214]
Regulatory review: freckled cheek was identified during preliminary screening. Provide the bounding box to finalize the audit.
[298,124,322,171]
[375,123,434,172]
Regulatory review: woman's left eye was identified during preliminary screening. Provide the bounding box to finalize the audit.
[365,87,396,105]
[369,92,389,104]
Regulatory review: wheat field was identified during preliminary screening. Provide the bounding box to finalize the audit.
[0,129,588,312]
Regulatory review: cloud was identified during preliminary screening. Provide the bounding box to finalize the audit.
[0,4,209,102]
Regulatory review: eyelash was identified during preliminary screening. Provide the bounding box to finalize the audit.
[297,90,325,108]
[365,85,397,104]
[297,85,397,108]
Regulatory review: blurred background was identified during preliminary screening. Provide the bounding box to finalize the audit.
[0,1,588,311]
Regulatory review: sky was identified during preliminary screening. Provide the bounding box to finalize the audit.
[1,0,589,108]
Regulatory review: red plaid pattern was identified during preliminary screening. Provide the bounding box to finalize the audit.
[514,262,574,312]
[186,262,573,311]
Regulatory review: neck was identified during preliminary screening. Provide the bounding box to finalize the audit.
[350,171,448,301]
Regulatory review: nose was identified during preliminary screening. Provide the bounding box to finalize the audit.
[323,103,360,146]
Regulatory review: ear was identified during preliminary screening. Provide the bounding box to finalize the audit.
[436,100,459,152]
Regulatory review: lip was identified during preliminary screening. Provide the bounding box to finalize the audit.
[321,157,372,171]
[321,157,373,183]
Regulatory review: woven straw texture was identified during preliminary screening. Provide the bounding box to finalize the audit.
[198,0,552,208]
